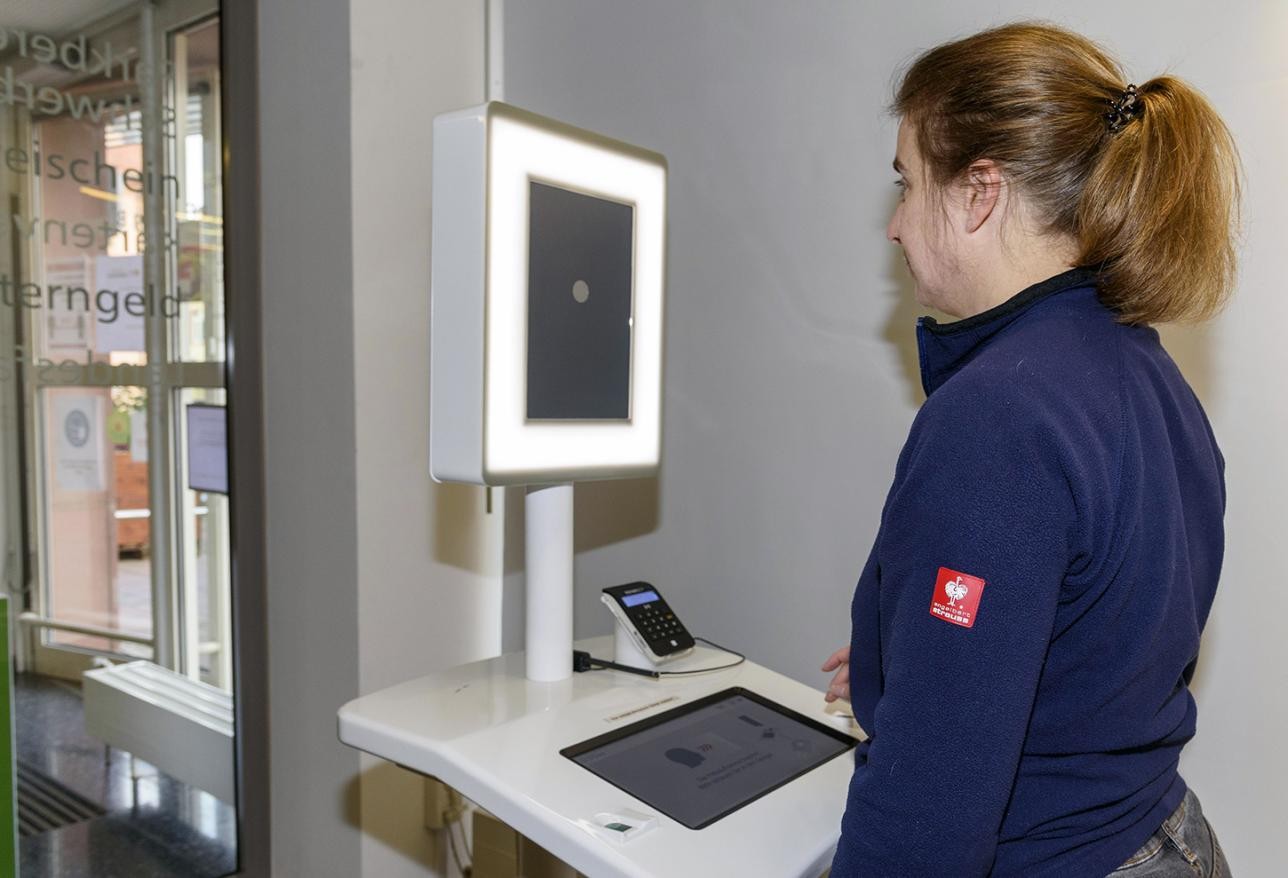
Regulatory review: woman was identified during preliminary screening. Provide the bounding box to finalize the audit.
[821,23,1238,877]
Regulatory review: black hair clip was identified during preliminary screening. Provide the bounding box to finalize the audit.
[1105,84,1144,134]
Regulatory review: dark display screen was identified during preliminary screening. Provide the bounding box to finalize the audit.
[562,688,854,830]
[526,181,634,421]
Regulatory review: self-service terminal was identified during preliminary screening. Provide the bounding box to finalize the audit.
[336,101,864,878]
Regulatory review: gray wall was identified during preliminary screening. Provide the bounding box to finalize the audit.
[259,0,361,874]
[502,2,1286,875]
[258,2,501,875]
[350,2,496,877]
[503,0,918,701]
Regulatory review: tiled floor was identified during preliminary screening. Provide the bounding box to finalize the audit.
[15,673,237,878]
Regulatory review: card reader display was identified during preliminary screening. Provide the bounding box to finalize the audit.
[562,688,855,830]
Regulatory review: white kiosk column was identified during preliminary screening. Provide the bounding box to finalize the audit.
[525,484,574,681]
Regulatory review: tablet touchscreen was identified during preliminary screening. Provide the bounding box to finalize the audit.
[561,687,855,830]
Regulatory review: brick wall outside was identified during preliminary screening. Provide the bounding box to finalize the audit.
[114,449,149,553]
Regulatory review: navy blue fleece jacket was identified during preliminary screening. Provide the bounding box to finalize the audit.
[832,268,1225,877]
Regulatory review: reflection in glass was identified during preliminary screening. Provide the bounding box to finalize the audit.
[174,19,225,365]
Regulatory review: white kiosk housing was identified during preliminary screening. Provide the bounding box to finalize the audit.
[338,101,864,878]
[429,101,666,487]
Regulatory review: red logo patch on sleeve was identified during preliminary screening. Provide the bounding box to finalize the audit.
[929,567,985,628]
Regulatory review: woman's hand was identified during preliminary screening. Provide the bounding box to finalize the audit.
[821,646,851,703]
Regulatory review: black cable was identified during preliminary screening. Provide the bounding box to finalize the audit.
[657,636,745,676]
[572,635,745,679]
[578,653,660,678]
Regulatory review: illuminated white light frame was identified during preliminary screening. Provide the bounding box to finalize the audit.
[484,105,667,484]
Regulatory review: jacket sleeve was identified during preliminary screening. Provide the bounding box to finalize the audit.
[831,388,1075,877]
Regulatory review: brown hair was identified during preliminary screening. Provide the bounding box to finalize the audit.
[892,22,1241,324]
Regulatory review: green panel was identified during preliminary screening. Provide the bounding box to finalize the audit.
[0,596,14,875]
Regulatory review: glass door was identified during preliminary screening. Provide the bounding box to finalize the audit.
[2,3,240,875]
[4,6,231,690]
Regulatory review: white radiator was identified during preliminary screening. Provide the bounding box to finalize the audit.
[83,661,234,804]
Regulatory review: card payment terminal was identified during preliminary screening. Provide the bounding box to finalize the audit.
[601,582,695,663]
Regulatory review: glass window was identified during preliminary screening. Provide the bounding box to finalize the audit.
[43,384,153,658]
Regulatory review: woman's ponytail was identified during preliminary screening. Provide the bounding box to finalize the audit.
[1077,77,1242,324]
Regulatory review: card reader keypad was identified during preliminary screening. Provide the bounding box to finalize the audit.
[636,603,682,644]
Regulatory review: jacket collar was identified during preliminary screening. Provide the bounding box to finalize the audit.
[915,267,1099,397]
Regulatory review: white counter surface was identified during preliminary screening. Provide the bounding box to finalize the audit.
[338,637,865,878]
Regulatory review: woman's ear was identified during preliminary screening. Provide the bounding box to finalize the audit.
[963,159,1003,234]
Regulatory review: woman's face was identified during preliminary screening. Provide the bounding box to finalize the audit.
[887,120,965,315]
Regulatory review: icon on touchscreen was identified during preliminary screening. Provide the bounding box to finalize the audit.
[665,747,705,768]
